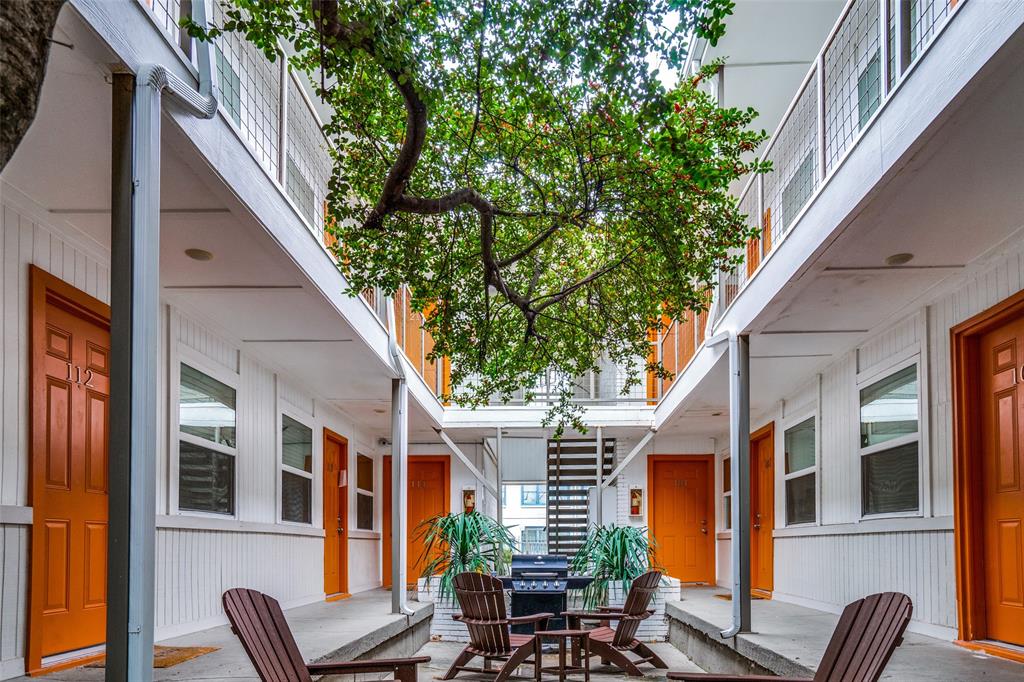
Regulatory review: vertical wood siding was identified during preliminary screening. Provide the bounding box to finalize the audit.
[0,525,28,675]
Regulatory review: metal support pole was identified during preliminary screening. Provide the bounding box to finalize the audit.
[390,377,412,614]
[594,426,604,525]
[495,428,503,524]
[721,333,751,638]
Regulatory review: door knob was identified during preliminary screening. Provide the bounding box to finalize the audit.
[753,523,761,530]
[700,527,708,534]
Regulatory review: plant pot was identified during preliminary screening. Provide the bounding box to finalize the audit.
[606,576,680,642]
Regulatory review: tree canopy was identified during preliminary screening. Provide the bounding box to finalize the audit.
[190,0,766,431]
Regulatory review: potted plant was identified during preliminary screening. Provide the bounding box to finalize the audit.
[569,524,658,609]
[415,511,516,604]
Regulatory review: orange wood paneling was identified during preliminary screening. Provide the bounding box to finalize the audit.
[323,430,349,598]
[28,266,111,673]
[382,455,450,588]
[648,455,715,583]
[762,208,773,256]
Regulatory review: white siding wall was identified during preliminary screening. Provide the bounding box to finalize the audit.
[710,239,1024,637]
[0,191,388,676]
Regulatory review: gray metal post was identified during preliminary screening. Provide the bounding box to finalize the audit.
[495,428,503,524]
[594,426,603,525]
[721,333,751,638]
[107,71,158,682]
[390,377,412,614]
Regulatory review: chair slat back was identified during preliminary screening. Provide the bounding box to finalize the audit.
[453,572,513,654]
[223,588,312,682]
[814,592,912,682]
[613,570,662,647]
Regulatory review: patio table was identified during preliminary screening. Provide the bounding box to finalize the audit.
[534,629,590,681]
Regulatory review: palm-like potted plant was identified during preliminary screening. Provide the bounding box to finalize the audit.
[569,524,659,609]
[415,511,516,603]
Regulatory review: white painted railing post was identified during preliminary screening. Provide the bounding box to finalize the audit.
[277,60,289,186]
[756,174,765,254]
[895,0,913,76]
[815,54,826,182]
[881,0,893,97]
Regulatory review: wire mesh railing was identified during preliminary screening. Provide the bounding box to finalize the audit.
[710,0,964,326]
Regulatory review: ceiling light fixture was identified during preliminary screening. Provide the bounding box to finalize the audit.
[185,248,213,261]
[885,252,914,266]
[373,408,386,414]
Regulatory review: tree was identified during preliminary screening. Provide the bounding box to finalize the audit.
[1,0,66,170]
[190,0,766,431]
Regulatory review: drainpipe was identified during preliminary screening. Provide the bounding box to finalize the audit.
[386,297,415,615]
[107,3,217,681]
[721,332,751,638]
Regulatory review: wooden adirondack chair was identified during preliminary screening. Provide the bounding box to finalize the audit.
[667,592,913,682]
[443,572,552,681]
[564,570,668,677]
[222,588,429,682]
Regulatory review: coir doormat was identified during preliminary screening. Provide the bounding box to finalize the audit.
[86,645,219,669]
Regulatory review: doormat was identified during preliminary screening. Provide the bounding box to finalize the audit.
[86,645,219,669]
[714,593,767,601]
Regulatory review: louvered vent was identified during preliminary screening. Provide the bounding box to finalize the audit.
[546,438,615,557]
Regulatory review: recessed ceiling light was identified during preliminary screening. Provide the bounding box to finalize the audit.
[373,408,386,414]
[185,248,213,261]
[885,252,914,266]
[711,412,722,416]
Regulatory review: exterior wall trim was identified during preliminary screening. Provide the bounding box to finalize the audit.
[772,515,952,538]
[154,514,325,537]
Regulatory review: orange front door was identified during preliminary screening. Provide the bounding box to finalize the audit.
[382,456,450,587]
[650,456,714,583]
[29,268,111,667]
[323,430,349,598]
[750,425,775,595]
[979,313,1024,646]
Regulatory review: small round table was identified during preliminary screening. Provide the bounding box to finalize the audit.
[534,629,590,681]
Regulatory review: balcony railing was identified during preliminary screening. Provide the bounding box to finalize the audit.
[712,0,962,323]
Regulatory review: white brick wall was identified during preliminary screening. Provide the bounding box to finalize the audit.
[607,577,680,641]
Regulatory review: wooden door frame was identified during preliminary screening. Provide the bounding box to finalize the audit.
[646,454,716,584]
[322,428,350,600]
[382,455,451,588]
[750,422,775,596]
[27,266,111,675]
[951,288,1024,662]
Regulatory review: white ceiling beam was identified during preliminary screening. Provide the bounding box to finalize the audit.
[436,429,498,497]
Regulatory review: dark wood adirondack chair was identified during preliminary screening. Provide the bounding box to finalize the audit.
[564,570,667,677]
[443,572,552,681]
[222,588,429,682]
[667,592,913,682]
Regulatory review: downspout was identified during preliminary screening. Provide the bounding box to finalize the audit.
[720,332,751,639]
[107,2,217,681]
[386,296,415,615]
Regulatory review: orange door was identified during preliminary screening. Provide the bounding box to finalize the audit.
[382,456,450,587]
[650,456,714,583]
[750,425,775,595]
[323,430,349,598]
[29,268,111,667]
[979,314,1024,646]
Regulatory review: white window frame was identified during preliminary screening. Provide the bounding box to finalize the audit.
[782,411,818,528]
[354,452,375,532]
[721,454,732,531]
[278,405,315,526]
[172,349,240,519]
[856,354,923,520]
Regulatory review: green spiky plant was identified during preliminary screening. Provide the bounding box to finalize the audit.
[416,511,516,603]
[569,524,659,609]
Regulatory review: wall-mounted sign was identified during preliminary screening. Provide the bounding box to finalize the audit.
[629,487,643,516]
[463,488,477,514]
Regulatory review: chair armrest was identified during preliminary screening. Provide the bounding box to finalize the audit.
[667,674,810,682]
[509,612,555,624]
[307,656,431,675]
[562,610,629,620]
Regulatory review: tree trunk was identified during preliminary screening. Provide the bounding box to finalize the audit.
[1,0,66,171]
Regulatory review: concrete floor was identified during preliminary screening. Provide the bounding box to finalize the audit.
[19,590,432,681]
[668,587,1024,682]
[417,640,704,680]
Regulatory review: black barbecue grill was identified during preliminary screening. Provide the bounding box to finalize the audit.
[497,554,593,633]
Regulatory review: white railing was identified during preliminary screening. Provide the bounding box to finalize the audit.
[712,0,961,323]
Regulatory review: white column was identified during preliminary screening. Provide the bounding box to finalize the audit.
[722,333,751,638]
[391,377,412,614]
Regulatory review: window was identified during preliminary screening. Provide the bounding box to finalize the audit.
[281,414,313,524]
[356,454,374,531]
[784,417,816,525]
[521,527,547,555]
[178,363,237,515]
[860,363,920,515]
[722,457,732,530]
[520,484,547,507]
